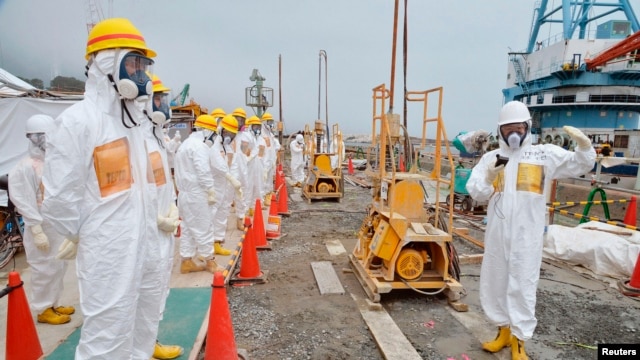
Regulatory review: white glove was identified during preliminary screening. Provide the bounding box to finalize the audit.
[207,188,217,205]
[485,157,506,184]
[563,125,591,149]
[157,203,181,233]
[225,173,242,191]
[56,235,79,260]
[30,224,49,252]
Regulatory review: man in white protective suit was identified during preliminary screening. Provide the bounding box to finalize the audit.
[209,114,243,254]
[174,115,224,274]
[230,107,251,230]
[261,112,280,203]
[290,133,306,187]
[8,114,75,325]
[142,74,184,360]
[245,115,266,212]
[41,18,167,359]
[465,101,595,360]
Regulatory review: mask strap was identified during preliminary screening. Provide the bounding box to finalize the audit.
[84,56,94,78]
[152,125,165,149]
[120,98,138,128]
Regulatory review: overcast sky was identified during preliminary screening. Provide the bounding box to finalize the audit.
[2,0,640,138]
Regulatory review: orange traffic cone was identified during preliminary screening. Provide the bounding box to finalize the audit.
[204,272,238,359]
[5,271,43,360]
[278,182,291,217]
[348,157,354,175]
[230,218,267,284]
[630,254,640,289]
[269,187,279,217]
[253,199,270,250]
[399,154,406,172]
[624,195,637,227]
[618,253,640,297]
[275,169,284,194]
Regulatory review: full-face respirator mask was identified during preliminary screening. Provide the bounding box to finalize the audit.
[151,92,171,126]
[251,124,261,136]
[117,52,154,100]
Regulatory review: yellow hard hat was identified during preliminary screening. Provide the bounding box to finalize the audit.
[261,112,273,121]
[246,115,261,126]
[85,18,156,60]
[194,114,217,132]
[220,114,239,134]
[231,107,247,119]
[151,74,170,93]
[210,108,226,118]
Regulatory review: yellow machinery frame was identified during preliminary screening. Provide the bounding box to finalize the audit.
[301,122,344,203]
[349,84,464,308]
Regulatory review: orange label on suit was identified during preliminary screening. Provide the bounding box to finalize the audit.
[259,145,265,158]
[149,151,167,187]
[264,137,271,147]
[492,172,504,192]
[516,163,544,194]
[93,137,132,197]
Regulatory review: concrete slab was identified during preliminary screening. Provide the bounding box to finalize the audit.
[310,261,345,295]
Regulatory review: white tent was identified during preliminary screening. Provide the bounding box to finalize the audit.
[0,68,83,206]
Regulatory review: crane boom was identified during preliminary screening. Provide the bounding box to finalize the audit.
[585,30,640,70]
[170,84,190,107]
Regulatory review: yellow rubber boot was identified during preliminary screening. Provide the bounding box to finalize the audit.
[204,258,224,273]
[180,258,205,274]
[482,326,511,353]
[54,306,75,315]
[153,340,184,360]
[214,242,231,256]
[248,207,254,217]
[511,336,529,360]
[37,307,71,325]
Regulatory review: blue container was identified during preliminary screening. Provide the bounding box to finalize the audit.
[454,168,472,195]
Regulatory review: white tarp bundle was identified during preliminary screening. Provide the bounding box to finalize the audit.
[0,67,36,96]
[0,68,81,206]
[544,221,640,279]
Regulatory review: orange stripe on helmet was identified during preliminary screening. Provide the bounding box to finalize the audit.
[87,33,146,46]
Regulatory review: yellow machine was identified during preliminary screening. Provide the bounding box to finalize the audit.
[301,122,344,203]
[349,84,465,309]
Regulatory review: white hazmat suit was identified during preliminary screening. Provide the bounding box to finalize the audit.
[262,124,280,197]
[290,134,305,184]
[209,135,236,242]
[42,49,161,359]
[247,128,266,207]
[174,131,215,259]
[233,129,251,222]
[8,116,69,315]
[465,103,596,342]
[142,117,179,330]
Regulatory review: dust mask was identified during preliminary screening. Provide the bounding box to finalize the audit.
[507,132,522,150]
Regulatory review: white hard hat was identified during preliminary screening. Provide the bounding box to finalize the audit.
[25,114,55,134]
[296,134,304,143]
[498,101,531,126]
